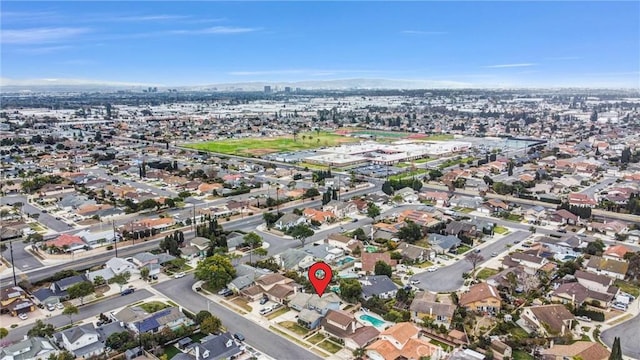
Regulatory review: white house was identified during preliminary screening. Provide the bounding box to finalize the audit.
[57,324,104,358]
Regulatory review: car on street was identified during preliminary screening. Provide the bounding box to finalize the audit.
[474,249,481,253]
[491,252,498,257]
[18,313,28,320]
[174,272,185,279]
[410,279,420,284]
[121,288,135,296]
[234,333,245,342]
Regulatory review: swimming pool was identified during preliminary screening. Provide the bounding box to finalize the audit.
[336,256,356,266]
[365,246,378,253]
[360,314,385,327]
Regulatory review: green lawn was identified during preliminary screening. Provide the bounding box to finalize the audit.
[138,301,169,313]
[266,307,290,320]
[456,245,472,255]
[494,226,509,234]
[512,350,534,360]
[438,157,476,169]
[317,339,343,354]
[458,207,475,214]
[415,261,434,268]
[185,132,357,157]
[163,346,181,359]
[307,333,326,344]
[476,268,499,280]
[614,280,640,297]
[389,169,427,181]
[279,321,310,336]
[505,214,523,222]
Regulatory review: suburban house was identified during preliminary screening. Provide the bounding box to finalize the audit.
[397,243,433,263]
[394,187,419,203]
[524,205,547,224]
[274,213,306,231]
[568,193,597,207]
[298,308,324,330]
[458,283,501,313]
[428,234,462,254]
[320,309,380,350]
[588,221,628,236]
[75,229,117,248]
[445,221,478,239]
[537,236,583,259]
[547,209,580,226]
[366,322,441,360]
[487,266,541,294]
[361,252,397,273]
[585,256,628,280]
[574,271,617,295]
[540,341,610,360]
[129,307,193,334]
[186,332,242,360]
[550,282,614,307]
[419,191,450,206]
[54,324,104,358]
[603,245,632,260]
[409,291,456,326]
[228,264,271,292]
[44,233,87,253]
[106,257,139,275]
[239,273,298,304]
[504,253,548,273]
[274,248,315,271]
[521,304,575,336]
[0,337,58,360]
[1,286,35,317]
[303,208,336,224]
[359,275,398,300]
[323,200,358,218]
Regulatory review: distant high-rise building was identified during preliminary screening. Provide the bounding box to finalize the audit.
[284,86,292,93]
[264,85,272,94]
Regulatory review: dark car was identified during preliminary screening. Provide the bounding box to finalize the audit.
[259,297,269,305]
[234,333,245,342]
[121,288,135,296]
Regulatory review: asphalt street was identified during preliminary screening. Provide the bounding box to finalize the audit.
[1,194,71,232]
[601,312,640,359]
[3,289,153,343]
[153,276,322,360]
[1,240,43,271]
[411,230,531,292]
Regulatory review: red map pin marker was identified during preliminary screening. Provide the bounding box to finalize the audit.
[308,262,332,297]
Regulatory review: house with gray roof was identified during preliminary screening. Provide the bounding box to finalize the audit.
[75,229,117,248]
[359,275,398,300]
[274,213,306,231]
[226,232,245,252]
[298,308,324,329]
[428,234,462,254]
[274,248,315,271]
[106,257,139,275]
[54,323,104,358]
[187,332,242,360]
[0,337,58,360]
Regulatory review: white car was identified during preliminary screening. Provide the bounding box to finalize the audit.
[427,267,438,272]
[174,272,185,279]
[18,313,28,320]
[410,279,420,285]
[56,303,64,309]
[259,306,273,315]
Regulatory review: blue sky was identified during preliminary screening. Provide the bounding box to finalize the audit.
[1,1,639,88]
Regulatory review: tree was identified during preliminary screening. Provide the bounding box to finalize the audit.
[195,310,213,325]
[165,198,176,208]
[353,347,365,360]
[381,181,393,195]
[507,161,514,177]
[110,271,131,291]
[609,337,622,360]
[93,276,106,286]
[339,278,362,303]
[67,281,95,305]
[200,315,223,334]
[625,251,640,281]
[48,351,75,360]
[254,247,268,257]
[374,261,393,277]
[585,239,605,255]
[465,252,484,273]
[195,254,236,290]
[303,188,320,199]
[397,220,423,243]
[140,267,150,281]
[367,202,381,221]
[63,304,79,326]
[244,232,263,263]
[288,224,314,246]
[28,319,55,337]
[0,328,8,339]
[106,331,133,351]
[263,212,281,229]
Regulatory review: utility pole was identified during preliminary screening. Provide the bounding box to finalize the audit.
[10,240,17,286]
[112,220,118,258]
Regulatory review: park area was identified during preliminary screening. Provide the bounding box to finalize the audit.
[184,131,356,157]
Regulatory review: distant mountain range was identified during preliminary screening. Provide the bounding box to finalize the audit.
[0,77,635,92]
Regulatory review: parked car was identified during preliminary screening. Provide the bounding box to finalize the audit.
[491,252,498,257]
[56,303,64,309]
[427,267,438,272]
[18,313,28,320]
[259,306,273,315]
[577,315,592,322]
[174,272,185,279]
[46,303,55,312]
[121,288,135,296]
[234,333,245,342]
[218,288,233,297]
[611,303,627,311]
[410,279,420,284]
[259,297,269,305]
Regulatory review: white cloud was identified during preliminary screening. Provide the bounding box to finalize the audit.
[1,27,90,44]
[168,26,259,35]
[401,30,447,35]
[484,63,537,68]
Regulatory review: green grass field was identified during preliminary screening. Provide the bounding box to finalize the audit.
[185,132,356,157]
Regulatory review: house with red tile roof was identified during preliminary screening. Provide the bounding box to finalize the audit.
[568,193,597,208]
[603,244,631,260]
[361,252,397,273]
[44,234,87,252]
[366,322,441,360]
[458,283,501,313]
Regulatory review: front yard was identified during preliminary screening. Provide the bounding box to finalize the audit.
[266,307,290,320]
[614,279,640,297]
[278,321,310,335]
[476,268,499,280]
[317,339,343,354]
[231,298,253,312]
[493,225,510,234]
[138,301,169,313]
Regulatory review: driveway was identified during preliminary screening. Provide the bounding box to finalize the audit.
[411,230,531,292]
[153,276,322,360]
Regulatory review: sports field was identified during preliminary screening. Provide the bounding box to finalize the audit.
[185,131,357,157]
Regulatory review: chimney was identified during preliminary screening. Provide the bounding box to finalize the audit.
[430,307,433,317]
[195,346,200,360]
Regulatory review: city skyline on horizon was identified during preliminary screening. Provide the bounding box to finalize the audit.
[1,1,639,89]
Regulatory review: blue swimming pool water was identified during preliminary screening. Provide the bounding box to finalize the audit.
[360,314,385,327]
[336,256,356,266]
